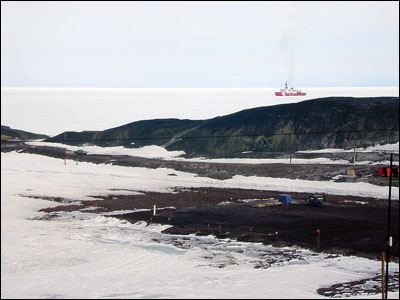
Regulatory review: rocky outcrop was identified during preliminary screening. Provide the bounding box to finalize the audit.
[1,125,49,141]
[47,97,399,158]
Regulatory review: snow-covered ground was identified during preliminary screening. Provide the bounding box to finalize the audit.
[1,150,399,299]
[27,142,187,160]
[26,141,399,166]
[296,142,400,154]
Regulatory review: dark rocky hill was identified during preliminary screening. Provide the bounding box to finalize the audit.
[48,119,203,148]
[47,97,399,158]
[1,125,49,141]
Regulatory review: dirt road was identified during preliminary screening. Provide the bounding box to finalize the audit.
[2,141,398,186]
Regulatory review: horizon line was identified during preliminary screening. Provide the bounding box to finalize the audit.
[2,86,399,89]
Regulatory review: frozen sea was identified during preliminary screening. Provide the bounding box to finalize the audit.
[1,86,399,136]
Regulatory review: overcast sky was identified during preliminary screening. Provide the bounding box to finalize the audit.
[1,1,399,88]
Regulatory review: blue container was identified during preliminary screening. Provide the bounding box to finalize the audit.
[278,194,292,204]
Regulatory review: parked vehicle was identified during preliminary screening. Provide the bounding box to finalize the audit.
[308,194,325,207]
[74,149,87,155]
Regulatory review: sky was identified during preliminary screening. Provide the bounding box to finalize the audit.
[1,1,399,88]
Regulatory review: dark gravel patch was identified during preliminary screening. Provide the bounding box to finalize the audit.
[7,142,399,261]
[28,187,394,261]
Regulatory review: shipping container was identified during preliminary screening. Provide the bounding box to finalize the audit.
[278,194,292,204]
[378,166,399,177]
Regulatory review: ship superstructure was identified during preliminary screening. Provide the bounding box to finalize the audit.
[275,82,306,96]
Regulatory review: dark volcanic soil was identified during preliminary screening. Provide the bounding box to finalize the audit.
[35,187,399,261]
[112,188,399,261]
[4,141,399,260]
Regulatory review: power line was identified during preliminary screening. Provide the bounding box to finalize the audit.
[7,128,399,143]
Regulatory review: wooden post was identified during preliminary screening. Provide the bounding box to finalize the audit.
[316,229,320,251]
[382,251,385,299]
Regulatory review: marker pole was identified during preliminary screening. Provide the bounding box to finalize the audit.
[385,153,393,299]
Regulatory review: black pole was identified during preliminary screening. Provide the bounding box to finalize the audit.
[385,153,393,299]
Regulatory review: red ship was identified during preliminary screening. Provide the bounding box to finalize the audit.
[275,82,306,96]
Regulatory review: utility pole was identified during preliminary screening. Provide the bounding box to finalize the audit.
[382,251,385,299]
[385,153,393,299]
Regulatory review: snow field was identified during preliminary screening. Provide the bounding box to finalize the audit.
[26,141,400,165]
[1,151,399,298]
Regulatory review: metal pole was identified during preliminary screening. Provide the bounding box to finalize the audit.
[385,153,393,299]
[382,251,385,299]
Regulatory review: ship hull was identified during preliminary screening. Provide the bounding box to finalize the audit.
[275,92,306,96]
[284,92,306,96]
[275,82,306,96]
